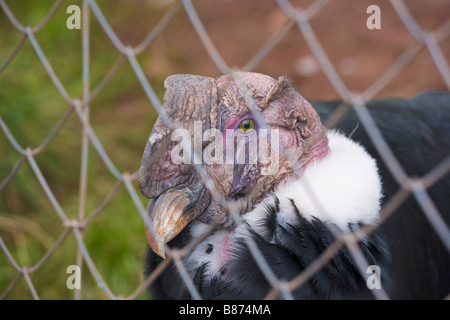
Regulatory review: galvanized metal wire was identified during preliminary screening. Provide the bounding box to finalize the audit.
[1,0,449,300]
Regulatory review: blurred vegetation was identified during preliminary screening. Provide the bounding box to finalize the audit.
[0,1,170,299]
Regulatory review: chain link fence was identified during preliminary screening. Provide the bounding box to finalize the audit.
[1,0,449,300]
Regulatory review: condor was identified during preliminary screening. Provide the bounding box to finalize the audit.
[138,72,450,299]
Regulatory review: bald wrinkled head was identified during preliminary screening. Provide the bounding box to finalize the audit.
[138,72,329,258]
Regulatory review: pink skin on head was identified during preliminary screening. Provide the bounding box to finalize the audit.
[220,234,232,265]
[152,149,180,180]
[303,136,330,168]
[278,125,329,169]
[160,157,179,180]
[222,116,242,142]
[221,115,258,156]
[278,127,297,149]
[221,115,328,169]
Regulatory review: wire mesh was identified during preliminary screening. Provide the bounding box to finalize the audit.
[0,0,449,300]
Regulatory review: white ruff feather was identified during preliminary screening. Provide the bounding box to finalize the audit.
[273,130,382,230]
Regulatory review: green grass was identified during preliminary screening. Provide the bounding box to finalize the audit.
[0,1,168,299]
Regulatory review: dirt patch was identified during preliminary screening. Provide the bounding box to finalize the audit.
[117,0,450,101]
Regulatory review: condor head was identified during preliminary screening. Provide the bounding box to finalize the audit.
[138,72,328,258]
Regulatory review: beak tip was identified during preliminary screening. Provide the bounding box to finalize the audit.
[155,249,167,260]
[145,226,167,259]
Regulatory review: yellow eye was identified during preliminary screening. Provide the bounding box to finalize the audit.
[239,119,255,133]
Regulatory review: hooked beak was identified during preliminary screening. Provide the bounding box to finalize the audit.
[145,182,205,259]
[138,74,219,259]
